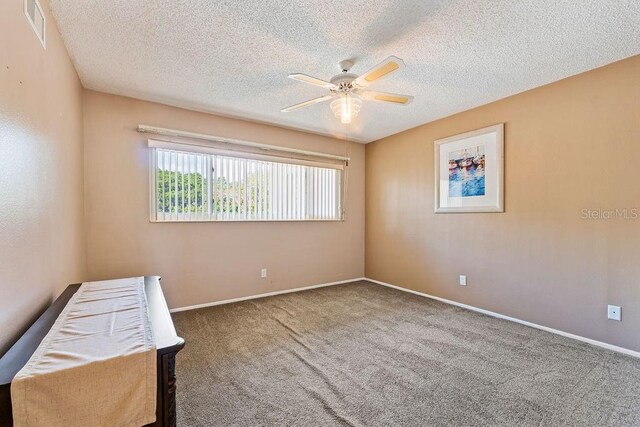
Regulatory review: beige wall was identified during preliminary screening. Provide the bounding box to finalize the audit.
[366,55,640,352]
[0,0,85,354]
[82,91,364,309]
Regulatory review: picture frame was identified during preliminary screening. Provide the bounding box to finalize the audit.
[434,123,504,213]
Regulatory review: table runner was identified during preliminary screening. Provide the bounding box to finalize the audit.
[11,277,156,427]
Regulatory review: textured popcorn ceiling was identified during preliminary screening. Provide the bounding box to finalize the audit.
[49,0,640,143]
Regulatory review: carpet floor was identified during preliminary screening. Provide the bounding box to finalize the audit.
[171,281,640,426]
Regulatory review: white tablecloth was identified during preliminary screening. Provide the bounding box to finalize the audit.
[11,277,157,427]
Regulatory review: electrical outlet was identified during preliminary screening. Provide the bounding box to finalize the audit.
[261,268,267,279]
[607,305,621,321]
[459,275,467,286]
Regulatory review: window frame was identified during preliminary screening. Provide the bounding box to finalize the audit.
[148,139,346,223]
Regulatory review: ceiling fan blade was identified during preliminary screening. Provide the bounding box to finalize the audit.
[353,56,405,88]
[360,90,414,105]
[288,74,337,89]
[281,95,334,112]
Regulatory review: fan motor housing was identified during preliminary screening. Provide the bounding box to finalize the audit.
[330,73,357,92]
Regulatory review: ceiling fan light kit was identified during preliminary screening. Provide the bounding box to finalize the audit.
[281,56,414,124]
[330,94,362,124]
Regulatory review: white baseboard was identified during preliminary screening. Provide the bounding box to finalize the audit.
[169,277,366,313]
[169,275,640,359]
[366,277,640,359]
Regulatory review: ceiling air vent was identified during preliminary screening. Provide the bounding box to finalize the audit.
[24,0,46,48]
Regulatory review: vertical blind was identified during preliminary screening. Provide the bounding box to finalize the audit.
[150,147,343,222]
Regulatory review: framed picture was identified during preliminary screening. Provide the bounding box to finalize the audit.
[434,123,504,213]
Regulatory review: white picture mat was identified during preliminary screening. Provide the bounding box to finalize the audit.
[434,124,504,213]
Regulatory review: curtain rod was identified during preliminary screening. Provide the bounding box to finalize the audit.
[137,125,350,162]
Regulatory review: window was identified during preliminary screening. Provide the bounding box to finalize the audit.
[149,142,344,222]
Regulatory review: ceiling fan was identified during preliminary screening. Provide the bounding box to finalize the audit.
[281,56,414,124]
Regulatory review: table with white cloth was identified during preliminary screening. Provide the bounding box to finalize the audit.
[0,276,184,427]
